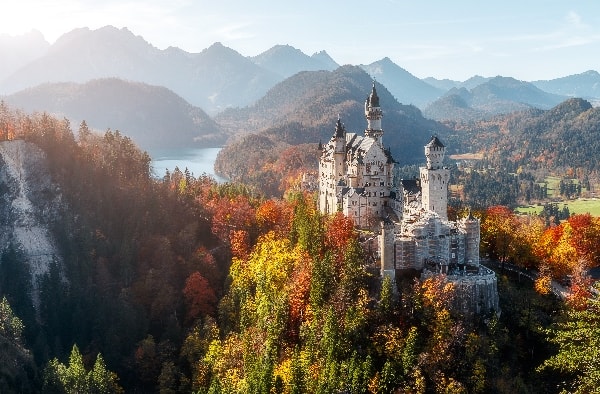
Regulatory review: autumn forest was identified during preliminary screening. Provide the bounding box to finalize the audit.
[1,103,600,394]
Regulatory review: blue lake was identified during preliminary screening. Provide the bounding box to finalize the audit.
[150,147,226,182]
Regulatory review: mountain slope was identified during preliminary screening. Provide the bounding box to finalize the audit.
[4,78,226,150]
[532,70,600,99]
[422,75,491,92]
[360,57,444,107]
[423,76,567,121]
[454,98,600,173]
[215,66,452,189]
[0,26,281,114]
[0,30,49,81]
[251,45,339,78]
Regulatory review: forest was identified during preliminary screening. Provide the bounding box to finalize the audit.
[1,104,600,393]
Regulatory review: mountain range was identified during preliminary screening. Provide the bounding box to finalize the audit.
[422,76,567,121]
[1,25,600,154]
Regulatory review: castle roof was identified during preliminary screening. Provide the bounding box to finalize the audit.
[367,83,380,107]
[335,117,345,138]
[401,179,421,195]
[426,135,445,148]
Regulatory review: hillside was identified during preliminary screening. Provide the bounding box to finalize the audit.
[0,30,49,82]
[532,70,600,99]
[250,44,339,78]
[214,66,451,194]
[0,26,281,115]
[0,106,581,394]
[3,78,226,150]
[453,98,600,174]
[360,57,444,108]
[423,75,491,91]
[424,76,567,121]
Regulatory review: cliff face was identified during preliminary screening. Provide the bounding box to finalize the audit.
[0,140,63,306]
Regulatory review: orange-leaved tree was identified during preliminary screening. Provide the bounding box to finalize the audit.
[183,272,217,323]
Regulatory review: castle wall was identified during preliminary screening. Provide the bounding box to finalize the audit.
[422,266,499,314]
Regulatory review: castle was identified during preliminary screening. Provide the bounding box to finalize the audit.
[318,84,499,315]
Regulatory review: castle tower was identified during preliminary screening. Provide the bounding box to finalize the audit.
[420,136,450,220]
[333,117,346,175]
[462,211,481,266]
[364,83,383,144]
[319,118,347,214]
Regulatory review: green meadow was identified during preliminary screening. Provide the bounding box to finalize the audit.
[516,199,600,217]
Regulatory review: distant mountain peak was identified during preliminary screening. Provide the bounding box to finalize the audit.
[251,44,337,78]
[360,58,443,107]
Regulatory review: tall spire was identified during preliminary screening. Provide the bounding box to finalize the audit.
[364,82,383,143]
[367,83,379,108]
[335,116,345,138]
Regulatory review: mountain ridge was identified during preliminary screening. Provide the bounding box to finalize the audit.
[3,78,226,150]
[1,25,598,119]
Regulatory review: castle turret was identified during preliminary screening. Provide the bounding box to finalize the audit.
[319,118,347,214]
[333,117,346,182]
[365,83,383,144]
[462,210,481,266]
[420,136,450,220]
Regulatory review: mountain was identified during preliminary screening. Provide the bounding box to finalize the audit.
[360,57,444,108]
[421,89,487,122]
[0,30,49,81]
[423,76,567,121]
[423,75,492,91]
[250,45,339,78]
[3,78,226,150]
[310,50,339,70]
[0,26,281,115]
[462,75,493,90]
[422,77,460,91]
[455,98,600,173]
[532,70,600,99]
[214,66,452,188]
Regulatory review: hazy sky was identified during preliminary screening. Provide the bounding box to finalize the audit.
[1,0,599,81]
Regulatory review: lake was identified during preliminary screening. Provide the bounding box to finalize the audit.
[150,147,226,182]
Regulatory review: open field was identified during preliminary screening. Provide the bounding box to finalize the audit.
[516,198,600,216]
[449,153,484,160]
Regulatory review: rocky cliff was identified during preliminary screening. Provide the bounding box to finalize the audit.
[0,140,63,307]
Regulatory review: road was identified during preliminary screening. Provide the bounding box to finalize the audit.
[483,258,569,300]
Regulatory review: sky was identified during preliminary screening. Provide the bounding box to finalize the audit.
[1,0,599,81]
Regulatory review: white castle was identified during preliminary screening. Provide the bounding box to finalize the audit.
[318,84,499,314]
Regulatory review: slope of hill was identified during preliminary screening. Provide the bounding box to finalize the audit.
[0,26,281,115]
[360,57,444,108]
[532,70,600,99]
[423,76,566,121]
[3,78,226,150]
[0,30,49,82]
[214,66,451,191]
[310,50,339,70]
[422,75,491,91]
[250,45,338,78]
[455,98,600,174]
